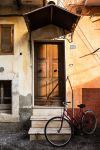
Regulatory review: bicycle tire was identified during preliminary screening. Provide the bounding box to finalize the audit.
[82,110,97,134]
[44,116,72,147]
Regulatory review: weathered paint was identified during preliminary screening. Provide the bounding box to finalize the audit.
[66,16,100,126]
[0,12,100,131]
[0,17,32,124]
[0,17,31,97]
[19,94,32,108]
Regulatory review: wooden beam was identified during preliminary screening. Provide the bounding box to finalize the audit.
[43,0,46,6]
[16,0,22,9]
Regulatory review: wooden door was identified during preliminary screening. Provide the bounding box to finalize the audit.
[82,88,100,127]
[34,42,65,106]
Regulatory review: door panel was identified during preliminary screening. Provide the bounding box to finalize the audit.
[52,63,58,78]
[52,79,59,97]
[37,44,47,59]
[34,42,65,106]
[52,47,58,59]
[37,79,47,97]
[37,63,47,78]
[82,88,100,127]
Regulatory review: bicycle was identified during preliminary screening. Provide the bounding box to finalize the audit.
[44,102,97,147]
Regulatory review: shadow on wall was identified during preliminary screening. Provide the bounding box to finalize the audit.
[82,88,100,128]
[31,25,68,40]
[19,94,32,131]
[19,108,32,131]
[69,76,100,128]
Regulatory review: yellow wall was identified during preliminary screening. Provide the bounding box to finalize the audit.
[0,17,31,96]
[0,16,100,109]
[66,16,100,107]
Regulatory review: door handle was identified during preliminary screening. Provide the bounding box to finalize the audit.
[38,69,42,73]
[54,69,57,72]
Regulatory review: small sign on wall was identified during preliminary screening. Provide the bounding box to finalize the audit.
[0,67,4,72]
[70,44,76,49]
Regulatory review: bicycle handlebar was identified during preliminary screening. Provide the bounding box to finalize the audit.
[63,101,71,106]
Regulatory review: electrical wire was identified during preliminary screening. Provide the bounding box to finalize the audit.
[76,30,100,65]
[57,0,65,8]
[76,26,100,65]
[80,48,100,58]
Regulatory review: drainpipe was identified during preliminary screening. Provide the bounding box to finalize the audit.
[67,76,74,117]
[43,0,46,6]
[29,31,33,109]
[29,32,32,56]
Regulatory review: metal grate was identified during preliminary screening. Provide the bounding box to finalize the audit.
[0,81,12,113]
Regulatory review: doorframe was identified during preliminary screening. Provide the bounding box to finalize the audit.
[32,39,67,107]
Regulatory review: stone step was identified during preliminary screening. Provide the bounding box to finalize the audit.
[31,116,51,128]
[29,128,71,134]
[33,106,63,116]
[29,127,71,140]
[29,128,44,134]
[30,115,53,120]
[31,116,70,128]
[29,127,45,140]
[31,121,47,128]
[30,107,65,140]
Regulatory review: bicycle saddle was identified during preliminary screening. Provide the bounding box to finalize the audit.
[77,104,86,108]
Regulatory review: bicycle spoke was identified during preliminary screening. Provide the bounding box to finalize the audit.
[82,110,97,134]
[44,117,72,147]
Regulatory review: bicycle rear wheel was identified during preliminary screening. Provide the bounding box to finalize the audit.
[82,110,97,134]
[44,116,72,147]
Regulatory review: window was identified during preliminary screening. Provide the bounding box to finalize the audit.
[0,24,14,55]
[0,81,12,113]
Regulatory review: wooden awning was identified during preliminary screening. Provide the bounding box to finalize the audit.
[24,4,80,33]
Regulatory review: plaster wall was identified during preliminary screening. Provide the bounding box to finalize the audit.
[0,15,100,128]
[66,16,100,125]
[0,17,32,124]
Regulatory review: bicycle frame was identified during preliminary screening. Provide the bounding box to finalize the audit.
[61,106,85,131]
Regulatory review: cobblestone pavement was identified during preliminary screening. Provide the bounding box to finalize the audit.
[0,131,100,150]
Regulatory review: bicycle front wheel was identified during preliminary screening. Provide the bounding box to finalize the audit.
[82,110,97,134]
[44,116,72,147]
